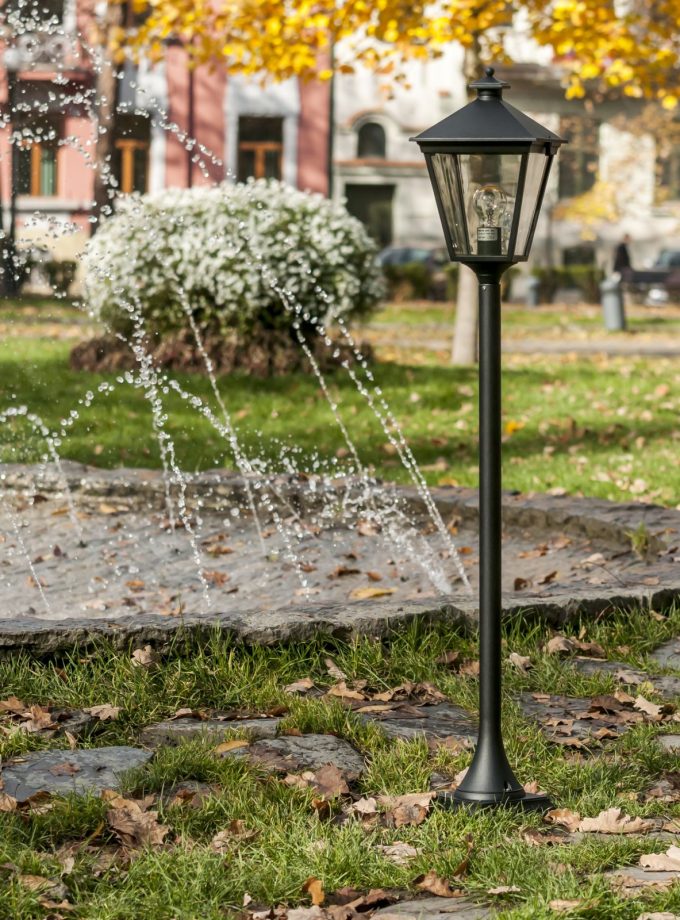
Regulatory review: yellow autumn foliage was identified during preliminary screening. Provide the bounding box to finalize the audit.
[119,0,680,109]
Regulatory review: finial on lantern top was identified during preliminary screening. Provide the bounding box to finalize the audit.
[469,65,510,98]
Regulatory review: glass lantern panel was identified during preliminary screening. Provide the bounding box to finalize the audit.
[430,153,471,255]
[514,151,549,258]
[458,152,522,256]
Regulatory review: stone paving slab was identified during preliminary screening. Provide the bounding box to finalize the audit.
[2,463,680,653]
[223,734,366,779]
[358,702,477,743]
[374,898,493,920]
[569,658,680,698]
[658,735,680,752]
[140,716,283,747]
[0,746,153,802]
[651,638,680,671]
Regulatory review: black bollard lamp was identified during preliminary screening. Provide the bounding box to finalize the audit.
[412,67,566,810]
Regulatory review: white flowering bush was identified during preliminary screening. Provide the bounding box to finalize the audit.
[83,179,384,339]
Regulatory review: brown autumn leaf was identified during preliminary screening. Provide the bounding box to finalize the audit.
[548,900,585,913]
[356,519,381,536]
[376,842,421,866]
[205,544,234,557]
[634,695,669,720]
[105,794,169,849]
[202,570,229,586]
[538,570,558,585]
[326,681,367,701]
[367,571,383,581]
[545,808,581,832]
[49,761,81,777]
[210,821,259,852]
[214,739,249,755]
[84,704,121,721]
[312,764,350,799]
[302,876,325,906]
[378,792,435,828]
[0,792,17,813]
[22,705,56,733]
[413,869,462,898]
[17,874,66,896]
[577,807,654,835]
[324,658,347,682]
[329,565,361,578]
[639,845,680,872]
[350,797,378,817]
[508,652,532,672]
[514,577,531,591]
[349,586,396,600]
[284,677,316,694]
[0,695,27,715]
[521,828,567,846]
[435,650,461,668]
[130,645,158,668]
[488,885,521,895]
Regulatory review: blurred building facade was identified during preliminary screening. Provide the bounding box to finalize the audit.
[2,1,680,274]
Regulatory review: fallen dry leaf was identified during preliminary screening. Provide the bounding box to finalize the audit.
[577,807,654,835]
[311,764,350,799]
[324,658,347,682]
[214,739,250,755]
[0,792,17,813]
[488,885,521,895]
[549,899,585,913]
[105,794,169,849]
[639,845,680,872]
[284,677,316,694]
[545,808,581,833]
[302,876,325,906]
[84,704,121,721]
[349,586,396,601]
[130,646,157,668]
[413,869,462,898]
[377,792,435,828]
[508,652,532,672]
[376,842,421,866]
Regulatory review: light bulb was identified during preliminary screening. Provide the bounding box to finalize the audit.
[472,184,507,228]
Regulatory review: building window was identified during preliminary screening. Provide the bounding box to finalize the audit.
[113,114,150,194]
[357,122,386,159]
[15,133,58,197]
[656,145,680,202]
[237,116,283,182]
[558,115,599,198]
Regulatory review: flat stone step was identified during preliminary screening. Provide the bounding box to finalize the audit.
[358,702,477,744]
[0,746,152,802]
[651,638,680,671]
[569,658,680,698]
[140,716,282,747]
[374,897,493,919]
[658,735,680,752]
[222,733,365,778]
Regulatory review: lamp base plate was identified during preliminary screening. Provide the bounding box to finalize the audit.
[436,790,553,813]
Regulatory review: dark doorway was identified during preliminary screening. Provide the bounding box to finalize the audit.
[345,184,394,247]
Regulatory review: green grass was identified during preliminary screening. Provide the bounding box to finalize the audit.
[2,331,680,505]
[0,609,679,919]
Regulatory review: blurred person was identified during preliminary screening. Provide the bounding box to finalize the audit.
[613,233,633,280]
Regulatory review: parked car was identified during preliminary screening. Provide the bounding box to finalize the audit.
[377,245,449,300]
[625,249,680,304]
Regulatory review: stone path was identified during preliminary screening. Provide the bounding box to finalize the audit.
[2,463,680,651]
[0,747,152,802]
[1,627,679,916]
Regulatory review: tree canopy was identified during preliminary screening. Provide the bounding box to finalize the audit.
[122,0,680,107]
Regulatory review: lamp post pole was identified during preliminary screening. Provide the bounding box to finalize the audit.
[6,62,18,297]
[412,66,566,810]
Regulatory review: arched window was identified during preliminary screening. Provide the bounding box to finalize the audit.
[357,122,386,159]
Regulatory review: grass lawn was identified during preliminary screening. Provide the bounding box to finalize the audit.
[1,609,680,919]
[0,298,679,505]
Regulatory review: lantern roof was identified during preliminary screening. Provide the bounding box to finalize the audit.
[412,67,565,149]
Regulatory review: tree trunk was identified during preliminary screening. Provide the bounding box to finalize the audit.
[450,40,482,365]
[91,3,124,233]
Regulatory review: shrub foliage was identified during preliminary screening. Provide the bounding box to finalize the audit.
[83,179,383,339]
